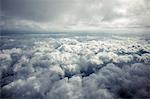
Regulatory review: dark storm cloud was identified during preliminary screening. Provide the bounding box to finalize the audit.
[1,0,150,30]
[1,0,74,22]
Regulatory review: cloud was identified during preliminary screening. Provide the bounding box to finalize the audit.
[46,76,83,99]
[1,0,75,22]
[0,35,150,98]
[1,0,150,31]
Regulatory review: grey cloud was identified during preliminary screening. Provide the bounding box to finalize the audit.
[1,0,75,22]
[1,0,150,30]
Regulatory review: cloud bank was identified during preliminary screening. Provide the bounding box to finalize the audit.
[1,0,150,31]
[0,35,150,99]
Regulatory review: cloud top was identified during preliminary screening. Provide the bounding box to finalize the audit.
[1,35,150,99]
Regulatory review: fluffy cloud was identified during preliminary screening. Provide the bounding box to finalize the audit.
[0,35,150,99]
[46,76,83,99]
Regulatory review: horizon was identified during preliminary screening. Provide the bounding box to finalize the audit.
[1,0,150,99]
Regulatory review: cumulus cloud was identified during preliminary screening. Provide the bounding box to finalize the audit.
[46,76,83,99]
[0,35,150,99]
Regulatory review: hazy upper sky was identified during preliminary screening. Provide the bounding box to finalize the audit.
[1,0,150,31]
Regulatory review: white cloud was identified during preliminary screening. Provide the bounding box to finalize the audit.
[1,36,150,98]
[46,76,83,99]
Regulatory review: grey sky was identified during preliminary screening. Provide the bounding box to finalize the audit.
[1,0,150,31]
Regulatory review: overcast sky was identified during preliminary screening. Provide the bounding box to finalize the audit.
[1,0,150,31]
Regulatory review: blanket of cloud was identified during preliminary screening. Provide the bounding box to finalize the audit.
[1,0,150,31]
[0,33,150,99]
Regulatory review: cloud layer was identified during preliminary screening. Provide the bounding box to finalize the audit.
[0,35,150,99]
[1,0,150,31]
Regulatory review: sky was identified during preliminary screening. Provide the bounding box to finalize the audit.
[1,0,150,31]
